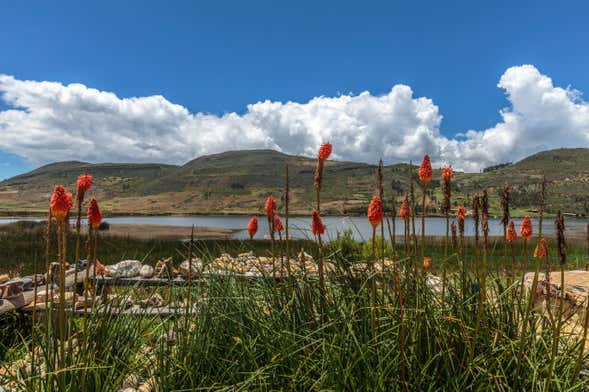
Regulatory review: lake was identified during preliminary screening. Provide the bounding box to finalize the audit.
[1,215,585,241]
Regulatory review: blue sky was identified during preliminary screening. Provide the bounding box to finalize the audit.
[1,0,589,179]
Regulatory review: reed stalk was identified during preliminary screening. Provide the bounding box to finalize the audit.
[285,164,291,280]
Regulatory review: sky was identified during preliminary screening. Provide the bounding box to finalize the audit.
[1,0,589,179]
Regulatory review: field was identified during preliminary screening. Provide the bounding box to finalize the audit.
[2,147,589,391]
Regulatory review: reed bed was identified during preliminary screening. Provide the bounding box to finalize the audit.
[1,146,589,391]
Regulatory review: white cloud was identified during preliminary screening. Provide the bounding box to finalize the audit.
[1,65,588,172]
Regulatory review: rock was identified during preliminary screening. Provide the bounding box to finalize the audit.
[52,292,77,305]
[154,257,177,278]
[107,260,142,278]
[178,258,202,278]
[0,274,9,284]
[0,280,23,299]
[140,265,154,279]
[108,294,134,308]
[524,271,589,319]
[139,293,165,308]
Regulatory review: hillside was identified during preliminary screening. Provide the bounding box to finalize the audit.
[1,148,588,216]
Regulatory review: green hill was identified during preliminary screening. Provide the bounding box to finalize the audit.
[1,148,588,217]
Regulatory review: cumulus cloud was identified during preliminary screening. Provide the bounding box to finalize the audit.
[1,65,588,172]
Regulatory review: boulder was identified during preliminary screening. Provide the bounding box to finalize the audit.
[0,274,9,284]
[107,260,142,278]
[140,265,155,279]
[178,258,202,278]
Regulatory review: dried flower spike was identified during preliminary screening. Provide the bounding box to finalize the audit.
[368,195,383,228]
[418,154,432,186]
[247,216,258,239]
[506,220,517,242]
[456,205,466,222]
[520,216,533,239]
[311,210,325,236]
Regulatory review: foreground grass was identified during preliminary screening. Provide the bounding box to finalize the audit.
[2,233,589,390]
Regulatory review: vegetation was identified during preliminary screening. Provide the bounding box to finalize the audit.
[2,146,589,391]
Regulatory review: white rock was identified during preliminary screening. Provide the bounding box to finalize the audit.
[179,259,202,278]
[107,260,143,278]
[140,265,154,279]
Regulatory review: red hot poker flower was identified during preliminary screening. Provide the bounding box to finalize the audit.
[264,195,277,218]
[442,166,453,183]
[520,216,533,239]
[456,205,466,222]
[367,195,383,228]
[50,185,72,222]
[311,210,325,236]
[423,257,432,271]
[273,215,284,232]
[317,143,332,161]
[506,220,517,242]
[400,196,412,221]
[87,197,102,229]
[247,216,258,239]
[534,238,547,259]
[419,154,433,186]
[76,174,93,200]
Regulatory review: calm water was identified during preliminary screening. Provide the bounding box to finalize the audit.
[1,215,585,241]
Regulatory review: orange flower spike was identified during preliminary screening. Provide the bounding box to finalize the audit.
[534,238,548,259]
[87,197,102,229]
[442,166,453,183]
[264,195,277,218]
[76,174,93,200]
[520,216,533,239]
[368,195,383,228]
[317,143,332,161]
[311,210,325,236]
[400,196,412,221]
[456,205,466,222]
[506,220,518,242]
[418,154,433,186]
[423,257,432,271]
[273,215,284,232]
[247,216,258,239]
[50,185,72,222]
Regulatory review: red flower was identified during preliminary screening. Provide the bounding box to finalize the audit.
[520,216,533,239]
[87,197,102,229]
[76,173,93,200]
[534,238,547,259]
[506,220,517,242]
[50,185,72,222]
[247,216,258,239]
[264,195,277,218]
[367,195,383,228]
[318,143,332,161]
[423,257,431,271]
[456,205,466,222]
[442,166,453,183]
[418,154,432,186]
[311,210,325,236]
[273,215,284,232]
[400,196,411,221]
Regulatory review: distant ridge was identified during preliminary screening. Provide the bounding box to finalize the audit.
[1,148,589,216]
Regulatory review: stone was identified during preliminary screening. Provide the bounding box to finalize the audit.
[178,258,202,278]
[140,265,154,279]
[0,274,9,284]
[154,257,177,278]
[524,271,589,319]
[107,260,142,278]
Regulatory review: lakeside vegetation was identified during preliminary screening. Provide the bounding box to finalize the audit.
[2,145,589,390]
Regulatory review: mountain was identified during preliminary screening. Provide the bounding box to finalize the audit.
[1,148,589,217]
